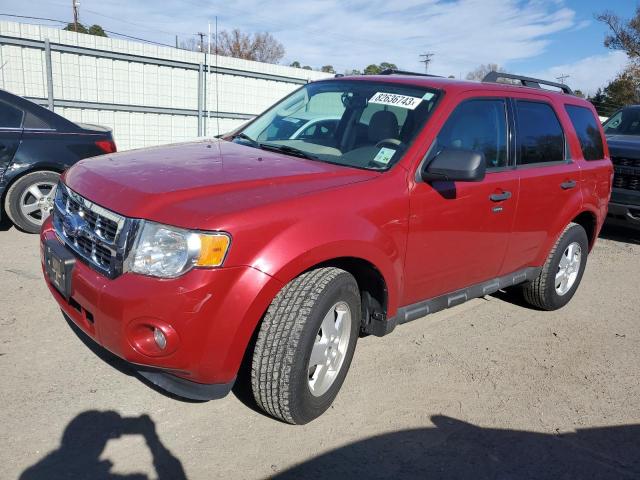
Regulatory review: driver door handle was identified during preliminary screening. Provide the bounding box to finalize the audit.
[489,191,512,202]
[561,179,577,190]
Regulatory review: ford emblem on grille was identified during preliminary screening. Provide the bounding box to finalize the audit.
[62,213,87,238]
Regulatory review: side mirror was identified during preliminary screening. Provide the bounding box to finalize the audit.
[422,149,486,183]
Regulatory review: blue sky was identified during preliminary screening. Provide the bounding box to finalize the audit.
[0,0,637,94]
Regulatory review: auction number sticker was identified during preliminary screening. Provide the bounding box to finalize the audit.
[369,92,423,110]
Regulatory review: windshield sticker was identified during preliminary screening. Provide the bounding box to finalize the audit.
[422,92,435,100]
[369,92,423,110]
[373,147,396,165]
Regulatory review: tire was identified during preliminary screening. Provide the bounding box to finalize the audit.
[4,171,60,233]
[522,222,589,310]
[251,267,361,424]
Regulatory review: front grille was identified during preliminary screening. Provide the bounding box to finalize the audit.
[52,183,134,278]
[611,157,640,191]
[62,191,119,243]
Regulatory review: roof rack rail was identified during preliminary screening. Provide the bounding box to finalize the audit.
[379,69,442,78]
[482,71,573,95]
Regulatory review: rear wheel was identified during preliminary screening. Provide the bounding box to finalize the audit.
[4,171,59,233]
[251,267,360,424]
[522,222,589,310]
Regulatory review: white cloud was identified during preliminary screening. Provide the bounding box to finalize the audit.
[528,50,629,95]
[215,0,577,75]
[5,0,621,88]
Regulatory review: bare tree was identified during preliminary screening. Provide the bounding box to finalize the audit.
[597,8,640,60]
[251,32,285,63]
[466,63,505,81]
[179,29,285,64]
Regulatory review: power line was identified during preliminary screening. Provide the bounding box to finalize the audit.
[0,13,182,49]
[556,73,570,85]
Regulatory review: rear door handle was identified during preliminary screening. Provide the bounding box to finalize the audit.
[561,180,577,190]
[489,191,512,202]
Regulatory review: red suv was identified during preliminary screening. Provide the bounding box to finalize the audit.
[41,71,612,424]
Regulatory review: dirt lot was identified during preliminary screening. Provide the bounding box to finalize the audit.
[0,221,639,479]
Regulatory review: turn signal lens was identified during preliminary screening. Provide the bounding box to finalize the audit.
[196,234,231,267]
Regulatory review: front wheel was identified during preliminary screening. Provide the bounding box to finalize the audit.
[4,171,59,233]
[522,222,589,310]
[251,267,360,424]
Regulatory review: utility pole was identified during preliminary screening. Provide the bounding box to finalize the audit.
[197,32,206,52]
[419,53,434,74]
[556,74,570,85]
[72,0,80,32]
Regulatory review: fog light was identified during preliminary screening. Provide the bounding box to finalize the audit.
[154,328,167,350]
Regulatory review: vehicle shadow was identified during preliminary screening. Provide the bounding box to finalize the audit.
[274,415,640,479]
[599,223,640,245]
[19,410,186,480]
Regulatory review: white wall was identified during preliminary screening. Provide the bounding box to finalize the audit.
[0,21,331,150]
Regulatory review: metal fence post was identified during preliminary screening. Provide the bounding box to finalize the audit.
[44,38,54,110]
[197,63,203,136]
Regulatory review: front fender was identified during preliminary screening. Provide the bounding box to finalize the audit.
[255,218,404,316]
[221,170,411,317]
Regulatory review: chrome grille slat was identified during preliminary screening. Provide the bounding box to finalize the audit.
[52,183,132,278]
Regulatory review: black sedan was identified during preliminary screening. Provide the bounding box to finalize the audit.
[1,89,116,233]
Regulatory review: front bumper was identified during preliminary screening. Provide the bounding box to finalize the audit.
[41,219,282,398]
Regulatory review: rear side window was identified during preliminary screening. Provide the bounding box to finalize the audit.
[515,101,564,165]
[0,101,24,128]
[435,98,508,169]
[565,105,604,161]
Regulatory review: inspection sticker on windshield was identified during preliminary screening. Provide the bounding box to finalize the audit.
[373,147,396,165]
[369,92,423,110]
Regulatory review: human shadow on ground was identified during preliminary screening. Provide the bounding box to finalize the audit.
[19,410,186,480]
[274,415,640,479]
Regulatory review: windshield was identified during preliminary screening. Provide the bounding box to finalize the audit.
[603,108,640,136]
[232,80,440,171]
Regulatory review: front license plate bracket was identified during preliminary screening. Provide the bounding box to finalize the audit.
[44,239,76,300]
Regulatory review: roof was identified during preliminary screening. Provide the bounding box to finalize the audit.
[324,73,584,103]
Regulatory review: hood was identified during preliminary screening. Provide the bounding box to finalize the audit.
[606,134,640,159]
[64,140,377,229]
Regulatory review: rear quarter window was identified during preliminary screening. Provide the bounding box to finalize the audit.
[565,105,605,161]
[23,111,54,129]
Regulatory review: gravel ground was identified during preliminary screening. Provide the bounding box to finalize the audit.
[0,221,639,479]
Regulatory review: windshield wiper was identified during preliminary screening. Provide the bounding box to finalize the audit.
[230,134,319,161]
[230,132,260,147]
[258,143,319,160]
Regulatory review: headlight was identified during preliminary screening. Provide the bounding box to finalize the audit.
[128,221,231,278]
